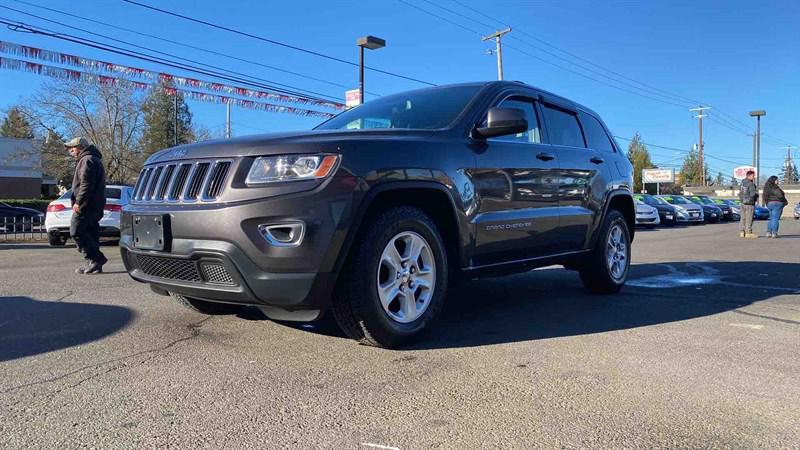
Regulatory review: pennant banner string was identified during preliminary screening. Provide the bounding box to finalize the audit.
[0,56,337,119]
[0,40,345,111]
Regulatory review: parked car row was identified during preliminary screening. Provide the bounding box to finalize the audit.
[633,194,773,228]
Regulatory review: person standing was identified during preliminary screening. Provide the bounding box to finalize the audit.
[739,170,758,238]
[762,175,788,238]
[66,137,108,274]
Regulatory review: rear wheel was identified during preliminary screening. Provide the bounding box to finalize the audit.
[169,293,245,315]
[48,233,67,246]
[579,209,631,294]
[332,206,448,348]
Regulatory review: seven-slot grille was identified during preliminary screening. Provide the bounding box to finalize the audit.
[132,159,232,203]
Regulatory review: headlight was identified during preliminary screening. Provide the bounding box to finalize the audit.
[245,154,339,185]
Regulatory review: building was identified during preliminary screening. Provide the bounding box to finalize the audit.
[0,137,57,198]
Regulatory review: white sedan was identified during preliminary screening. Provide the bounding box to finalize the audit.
[635,199,661,228]
[44,185,133,246]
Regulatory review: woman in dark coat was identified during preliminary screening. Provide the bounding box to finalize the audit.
[762,175,788,238]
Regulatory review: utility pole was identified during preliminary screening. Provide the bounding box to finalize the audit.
[748,133,756,167]
[782,145,795,182]
[225,101,232,138]
[689,106,710,186]
[482,27,512,80]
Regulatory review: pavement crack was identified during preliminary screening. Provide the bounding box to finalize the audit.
[1,316,213,398]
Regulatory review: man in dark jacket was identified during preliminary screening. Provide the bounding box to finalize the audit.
[66,137,108,274]
[738,170,758,238]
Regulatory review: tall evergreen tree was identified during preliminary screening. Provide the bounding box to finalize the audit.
[626,133,655,192]
[0,106,34,139]
[781,161,799,184]
[679,148,709,186]
[714,171,724,186]
[141,80,194,156]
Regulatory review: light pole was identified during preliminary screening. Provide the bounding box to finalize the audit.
[749,110,766,185]
[356,36,385,105]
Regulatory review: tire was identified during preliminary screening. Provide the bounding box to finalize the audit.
[48,233,66,246]
[169,292,245,315]
[331,206,448,348]
[579,209,631,294]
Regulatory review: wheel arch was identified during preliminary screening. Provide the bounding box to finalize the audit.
[331,181,467,282]
[597,190,635,245]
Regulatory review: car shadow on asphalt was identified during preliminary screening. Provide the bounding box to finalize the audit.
[0,296,135,362]
[405,261,799,350]
[226,261,799,349]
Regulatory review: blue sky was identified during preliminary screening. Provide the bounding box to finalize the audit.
[0,0,797,178]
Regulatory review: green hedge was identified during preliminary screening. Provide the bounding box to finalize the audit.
[0,199,55,212]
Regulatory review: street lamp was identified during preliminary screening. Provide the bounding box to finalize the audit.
[356,35,385,105]
[749,110,766,184]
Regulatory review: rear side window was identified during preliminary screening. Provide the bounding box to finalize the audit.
[105,188,122,199]
[579,113,615,152]
[488,97,542,144]
[541,104,585,148]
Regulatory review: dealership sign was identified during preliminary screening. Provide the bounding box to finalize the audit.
[733,166,756,180]
[345,89,361,109]
[642,168,675,183]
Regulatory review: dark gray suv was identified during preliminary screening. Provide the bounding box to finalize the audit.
[121,81,635,348]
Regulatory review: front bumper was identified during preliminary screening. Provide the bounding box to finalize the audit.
[120,174,356,311]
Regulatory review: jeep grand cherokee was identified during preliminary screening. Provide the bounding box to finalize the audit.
[121,81,635,348]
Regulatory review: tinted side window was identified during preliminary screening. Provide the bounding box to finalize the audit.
[579,113,615,152]
[541,104,585,148]
[488,97,541,144]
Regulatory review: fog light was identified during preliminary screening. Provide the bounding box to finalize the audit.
[259,222,305,247]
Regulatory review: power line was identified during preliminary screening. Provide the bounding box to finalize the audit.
[0,5,343,102]
[398,0,692,108]
[419,0,699,107]
[121,0,436,87]
[9,0,379,96]
[431,1,794,145]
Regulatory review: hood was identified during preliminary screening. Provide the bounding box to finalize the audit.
[635,204,655,214]
[145,129,437,164]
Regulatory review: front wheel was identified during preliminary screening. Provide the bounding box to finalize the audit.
[579,209,631,294]
[332,206,448,348]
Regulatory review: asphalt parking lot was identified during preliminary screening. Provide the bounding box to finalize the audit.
[1,221,799,449]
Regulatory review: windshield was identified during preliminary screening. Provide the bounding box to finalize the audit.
[634,194,663,206]
[662,196,690,205]
[686,197,704,205]
[59,188,123,199]
[315,85,482,131]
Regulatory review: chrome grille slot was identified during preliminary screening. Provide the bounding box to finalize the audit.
[168,164,191,201]
[132,169,145,199]
[155,164,175,200]
[185,163,210,200]
[145,166,163,200]
[203,161,231,200]
[132,159,233,204]
[134,167,152,200]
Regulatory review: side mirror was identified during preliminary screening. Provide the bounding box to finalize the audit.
[474,107,528,139]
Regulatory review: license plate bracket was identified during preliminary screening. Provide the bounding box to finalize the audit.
[133,214,170,251]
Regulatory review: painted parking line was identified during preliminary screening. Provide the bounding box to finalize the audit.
[362,443,401,450]
[728,323,764,330]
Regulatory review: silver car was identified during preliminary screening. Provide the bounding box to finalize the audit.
[656,195,704,223]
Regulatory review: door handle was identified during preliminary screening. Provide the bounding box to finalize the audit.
[590,156,605,164]
[536,152,555,161]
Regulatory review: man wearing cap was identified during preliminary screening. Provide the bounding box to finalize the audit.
[66,137,108,274]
